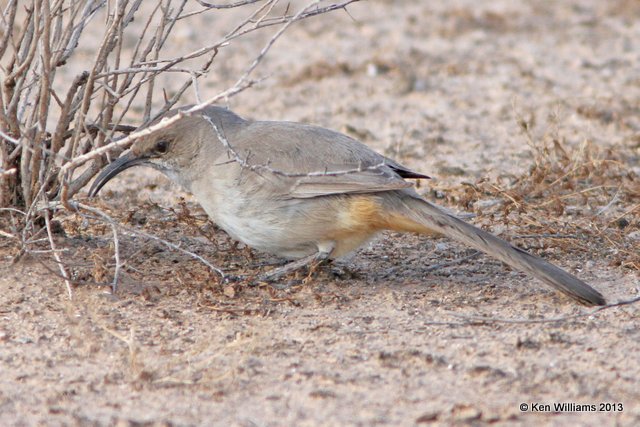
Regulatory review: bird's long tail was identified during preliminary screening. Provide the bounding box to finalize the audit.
[385,195,606,306]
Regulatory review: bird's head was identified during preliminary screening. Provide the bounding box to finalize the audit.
[88,106,243,197]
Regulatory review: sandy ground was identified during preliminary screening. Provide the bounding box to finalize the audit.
[1,0,639,426]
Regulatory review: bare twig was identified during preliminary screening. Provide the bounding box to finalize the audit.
[72,201,225,279]
[0,168,17,177]
[0,228,17,239]
[196,0,262,9]
[43,207,73,299]
[79,203,122,291]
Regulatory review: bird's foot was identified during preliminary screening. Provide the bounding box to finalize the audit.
[254,251,331,288]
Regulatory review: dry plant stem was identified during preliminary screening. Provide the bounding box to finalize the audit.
[78,203,122,291]
[107,2,161,131]
[43,206,73,300]
[71,201,225,280]
[196,0,262,9]
[605,203,639,226]
[115,222,225,279]
[7,5,40,84]
[142,1,174,122]
[0,229,17,239]
[109,0,274,127]
[68,1,127,162]
[96,12,125,150]
[110,0,358,119]
[0,1,19,60]
[99,325,142,380]
[27,199,224,287]
[595,188,621,216]
[13,183,49,261]
[2,1,102,206]
[49,72,90,167]
[30,1,53,202]
[58,1,147,203]
[0,168,16,177]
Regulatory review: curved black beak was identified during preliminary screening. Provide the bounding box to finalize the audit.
[88,152,149,197]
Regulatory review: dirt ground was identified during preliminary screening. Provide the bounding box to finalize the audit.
[1,0,639,426]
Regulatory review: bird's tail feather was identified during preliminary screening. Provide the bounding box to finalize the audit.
[388,196,606,306]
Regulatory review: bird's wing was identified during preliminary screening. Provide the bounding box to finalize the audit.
[225,120,428,199]
[288,173,414,198]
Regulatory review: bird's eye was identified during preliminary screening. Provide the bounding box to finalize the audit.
[155,140,169,154]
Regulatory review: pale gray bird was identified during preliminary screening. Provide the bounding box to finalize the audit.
[89,105,606,306]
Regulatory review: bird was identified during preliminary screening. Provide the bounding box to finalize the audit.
[89,105,606,306]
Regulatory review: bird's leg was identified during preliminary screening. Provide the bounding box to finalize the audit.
[258,250,331,283]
